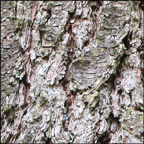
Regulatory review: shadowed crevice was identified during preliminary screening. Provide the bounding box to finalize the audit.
[59,3,77,132]
[45,137,52,144]
[139,1,144,11]
[90,1,103,39]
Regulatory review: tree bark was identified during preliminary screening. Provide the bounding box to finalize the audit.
[1,1,144,143]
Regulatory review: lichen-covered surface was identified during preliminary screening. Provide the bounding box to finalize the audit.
[1,1,144,143]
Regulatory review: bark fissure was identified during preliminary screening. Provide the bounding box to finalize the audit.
[45,137,52,144]
[21,2,38,108]
[14,2,17,17]
[90,1,103,39]
[93,31,132,143]
[12,2,39,142]
[21,74,30,108]
[60,3,77,132]
[45,9,52,24]
[139,1,144,11]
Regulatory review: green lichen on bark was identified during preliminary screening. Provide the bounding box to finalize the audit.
[3,105,9,114]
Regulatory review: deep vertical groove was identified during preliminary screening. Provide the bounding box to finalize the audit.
[59,2,77,132]
[90,1,103,39]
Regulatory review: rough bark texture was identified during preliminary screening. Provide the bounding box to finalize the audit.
[1,1,144,143]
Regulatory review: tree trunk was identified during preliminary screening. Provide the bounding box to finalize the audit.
[1,1,144,143]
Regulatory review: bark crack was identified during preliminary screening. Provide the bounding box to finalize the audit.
[14,1,17,17]
[93,31,132,143]
[21,1,39,108]
[60,2,77,132]
[91,2,102,38]
[13,2,39,142]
